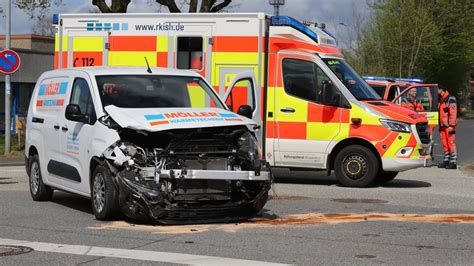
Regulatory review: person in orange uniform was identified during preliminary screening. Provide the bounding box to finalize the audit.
[401,88,425,111]
[437,87,457,169]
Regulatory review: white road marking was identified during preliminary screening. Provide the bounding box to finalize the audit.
[0,238,286,265]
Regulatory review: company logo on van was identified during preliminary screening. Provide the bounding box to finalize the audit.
[36,81,68,108]
[86,22,185,32]
[38,82,68,96]
[144,112,242,126]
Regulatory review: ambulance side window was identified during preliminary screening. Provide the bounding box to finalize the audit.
[69,78,96,123]
[282,58,334,104]
[177,37,203,70]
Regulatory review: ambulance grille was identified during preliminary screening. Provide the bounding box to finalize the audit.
[416,122,430,144]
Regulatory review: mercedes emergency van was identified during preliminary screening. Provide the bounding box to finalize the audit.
[53,13,432,187]
[25,67,271,223]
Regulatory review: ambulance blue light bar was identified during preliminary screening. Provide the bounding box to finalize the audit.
[271,16,319,43]
[364,76,424,83]
[53,14,59,25]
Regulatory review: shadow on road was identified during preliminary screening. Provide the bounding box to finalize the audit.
[51,191,93,215]
[273,169,431,188]
[375,179,431,188]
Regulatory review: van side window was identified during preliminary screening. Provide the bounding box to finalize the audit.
[387,85,399,101]
[177,37,203,70]
[69,78,96,122]
[282,58,332,104]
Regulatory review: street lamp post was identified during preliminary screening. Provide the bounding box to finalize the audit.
[269,0,285,16]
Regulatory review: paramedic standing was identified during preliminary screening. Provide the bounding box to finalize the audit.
[437,87,458,169]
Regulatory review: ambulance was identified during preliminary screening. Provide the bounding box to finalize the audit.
[53,13,432,187]
[365,77,439,133]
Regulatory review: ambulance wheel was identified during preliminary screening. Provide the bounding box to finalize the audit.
[29,154,53,201]
[377,171,398,183]
[334,145,379,187]
[91,166,119,220]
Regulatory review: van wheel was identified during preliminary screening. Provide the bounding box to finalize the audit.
[378,171,398,183]
[334,145,379,187]
[29,155,53,201]
[91,165,119,220]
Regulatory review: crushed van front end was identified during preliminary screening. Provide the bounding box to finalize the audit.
[101,125,271,224]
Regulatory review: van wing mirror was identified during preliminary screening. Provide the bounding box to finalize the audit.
[65,104,89,123]
[237,105,253,119]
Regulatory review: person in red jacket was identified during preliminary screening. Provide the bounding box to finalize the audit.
[437,87,457,169]
[401,88,425,112]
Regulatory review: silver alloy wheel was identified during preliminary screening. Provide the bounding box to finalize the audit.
[93,173,106,213]
[30,161,40,195]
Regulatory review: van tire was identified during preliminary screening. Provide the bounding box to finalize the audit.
[29,155,53,201]
[334,145,379,187]
[91,165,119,220]
[378,171,398,183]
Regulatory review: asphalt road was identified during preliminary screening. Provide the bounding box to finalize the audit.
[432,119,474,164]
[0,120,473,265]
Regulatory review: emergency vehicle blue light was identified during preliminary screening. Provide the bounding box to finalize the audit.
[321,28,337,40]
[53,14,59,25]
[363,76,424,83]
[271,16,319,43]
[395,78,424,83]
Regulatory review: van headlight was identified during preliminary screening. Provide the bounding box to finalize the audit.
[379,119,411,133]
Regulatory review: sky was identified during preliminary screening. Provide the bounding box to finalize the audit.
[0,0,371,48]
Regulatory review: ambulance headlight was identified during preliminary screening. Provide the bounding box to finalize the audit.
[380,119,411,133]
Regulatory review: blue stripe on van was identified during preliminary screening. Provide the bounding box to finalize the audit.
[58,82,68,94]
[144,114,165,120]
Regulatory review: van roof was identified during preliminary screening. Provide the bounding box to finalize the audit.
[44,66,202,77]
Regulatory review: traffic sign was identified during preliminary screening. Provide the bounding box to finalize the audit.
[0,49,21,74]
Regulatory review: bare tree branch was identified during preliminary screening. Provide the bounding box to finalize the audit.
[156,0,182,12]
[199,0,211,12]
[210,0,232,12]
[110,0,130,12]
[92,0,112,13]
[189,0,197,12]
[92,0,130,13]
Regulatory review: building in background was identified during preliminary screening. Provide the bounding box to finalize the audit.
[0,34,54,133]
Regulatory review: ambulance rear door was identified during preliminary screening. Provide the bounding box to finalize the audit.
[169,24,214,81]
[67,31,109,68]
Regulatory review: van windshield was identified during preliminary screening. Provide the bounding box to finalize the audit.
[95,75,224,109]
[322,58,382,101]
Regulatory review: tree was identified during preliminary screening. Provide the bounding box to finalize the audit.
[32,14,55,36]
[348,0,442,78]
[347,0,473,107]
[13,0,62,19]
[92,0,233,13]
[14,0,234,17]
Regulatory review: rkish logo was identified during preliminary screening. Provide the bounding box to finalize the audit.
[145,112,242,126]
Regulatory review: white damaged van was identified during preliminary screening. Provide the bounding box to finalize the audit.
[25,67,271,224]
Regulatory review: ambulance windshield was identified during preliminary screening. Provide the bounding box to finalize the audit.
[96,75,224,109]
[322,58,381,101]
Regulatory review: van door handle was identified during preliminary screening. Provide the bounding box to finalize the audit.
[32,117,44,123]
[280,107,295,113]
[53,124,60,130]
[61,126,68,132]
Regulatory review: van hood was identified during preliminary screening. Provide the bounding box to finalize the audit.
[104,106,256,132]
[361,101,428,124]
